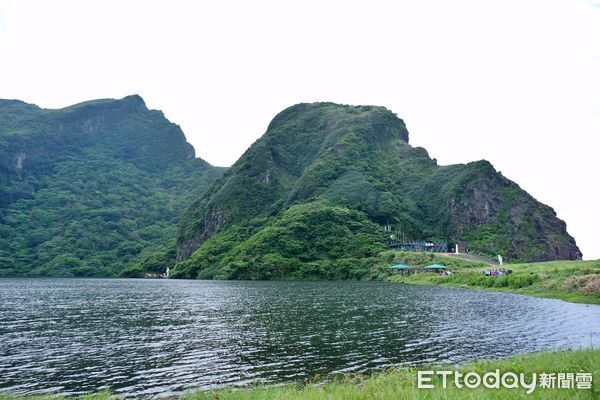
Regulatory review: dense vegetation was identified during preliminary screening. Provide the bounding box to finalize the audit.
[166,102,581,279]
[1,99,583,279]
[173,201,386,279]
[1,349,596,399]
[0,96,224,277]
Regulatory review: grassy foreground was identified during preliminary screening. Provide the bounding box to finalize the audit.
[185,349,598,400]
[385,253,600,304]
[1,349,597,400]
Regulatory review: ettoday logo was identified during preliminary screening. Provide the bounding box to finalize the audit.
[417,369,593,394]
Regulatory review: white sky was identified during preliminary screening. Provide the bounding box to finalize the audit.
[1,0,599,259]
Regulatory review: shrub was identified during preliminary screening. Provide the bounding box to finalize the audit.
[506,273,539,289]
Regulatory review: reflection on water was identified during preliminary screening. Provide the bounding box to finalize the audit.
[0,278,598,396]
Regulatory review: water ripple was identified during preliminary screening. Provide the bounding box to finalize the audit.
[0,279,599,397]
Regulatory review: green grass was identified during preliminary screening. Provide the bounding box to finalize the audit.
[2,349,597,399]
[389,257,600,304]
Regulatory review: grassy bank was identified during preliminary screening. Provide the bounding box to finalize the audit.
[384,252,600,304]
[2,349,597,400]
[185,349,598,400]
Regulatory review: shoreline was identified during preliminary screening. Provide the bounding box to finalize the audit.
[2,257,598,306]
[386,257,600,305]
[391,278,600,305]
[1,348,597,399]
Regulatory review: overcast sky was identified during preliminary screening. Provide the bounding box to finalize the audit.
[1,0,599,259]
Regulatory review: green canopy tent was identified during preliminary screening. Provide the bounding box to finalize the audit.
[388,264,413,270]
[387,264,416,275]
[424,264,447,272]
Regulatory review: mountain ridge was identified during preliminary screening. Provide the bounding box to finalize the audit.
[0,95,224,277]
[0,97,581,278]
[169,102,580,280]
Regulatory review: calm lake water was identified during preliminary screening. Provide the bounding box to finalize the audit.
[0,279,599,397]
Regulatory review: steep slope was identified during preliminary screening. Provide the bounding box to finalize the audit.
[0,95,225,277]
[171,102,580,279]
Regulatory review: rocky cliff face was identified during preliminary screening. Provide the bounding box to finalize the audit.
[439,161,582,261]
[173,102,580,279]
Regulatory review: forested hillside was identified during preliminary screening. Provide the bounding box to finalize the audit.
[168,103,580,280]
[0,95,224,277]
[0,99,581,279]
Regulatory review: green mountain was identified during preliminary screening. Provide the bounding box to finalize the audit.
[0,95,224,277]
[171,102,581,279]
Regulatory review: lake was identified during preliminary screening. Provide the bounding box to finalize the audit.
[0,279,599,397]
